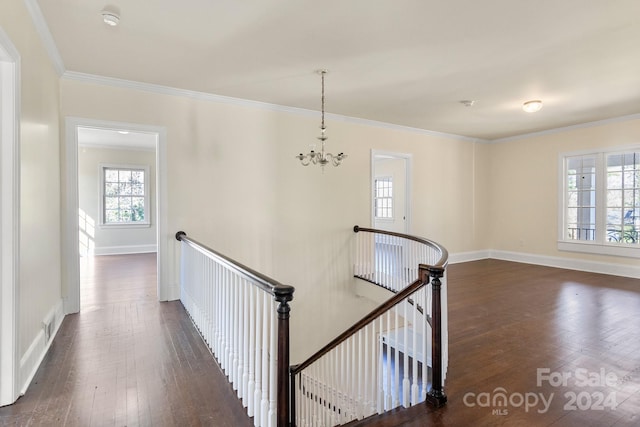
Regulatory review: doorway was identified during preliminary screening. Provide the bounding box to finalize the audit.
[77,127,159,305]
[63,118,168,314]
[0,28,20,406]
[371,150,412,233]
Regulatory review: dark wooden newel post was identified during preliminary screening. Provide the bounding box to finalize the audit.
[425,266,448,407]
[274,287,294,427]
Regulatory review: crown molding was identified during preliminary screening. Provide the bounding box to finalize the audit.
[23,0,65,76]
[490,113,640,144]
[62,71,482,144]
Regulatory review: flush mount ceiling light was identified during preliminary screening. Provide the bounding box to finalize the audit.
[522,100,543,113]
[101,6,120,26]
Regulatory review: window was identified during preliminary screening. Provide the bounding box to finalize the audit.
[606,152,639,244]
[560,147,639,257]
[375,177,393,219]
[100,165,150,226]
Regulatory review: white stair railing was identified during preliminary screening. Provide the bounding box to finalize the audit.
[290,226,448,427]
[176,232,294,427]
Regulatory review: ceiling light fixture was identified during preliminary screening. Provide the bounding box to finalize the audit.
[101,6,120,26]
[296,70,346,169]
[522,100,543,113]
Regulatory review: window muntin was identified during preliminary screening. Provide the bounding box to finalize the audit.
[565,155,596,241]
[374,177,393,219]
[605,152,639,243]
[560,147,639,256]
[101,165,149,226]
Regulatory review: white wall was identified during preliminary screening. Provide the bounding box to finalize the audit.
[59,78,483,361]
[486,118,640,271]
[78,146,157,255]
[0,0,63,395]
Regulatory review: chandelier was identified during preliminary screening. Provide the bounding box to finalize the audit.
[296,70,346,168]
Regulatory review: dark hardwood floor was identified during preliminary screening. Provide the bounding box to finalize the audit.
[1,257,639,426]
[347,260,640,426]
[0,253,253,427]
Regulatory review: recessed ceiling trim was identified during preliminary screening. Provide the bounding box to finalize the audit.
[23,0,65,76]
[62,71,483,143]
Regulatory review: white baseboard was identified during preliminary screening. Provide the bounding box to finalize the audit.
[19,299,64,395]
[93,244,157,256]
[161,283,181,302]
[488,250,640,279]
[449,249,640,279]
[448,250,490,264]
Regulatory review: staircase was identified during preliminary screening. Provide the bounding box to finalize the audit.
[176,226,448,427]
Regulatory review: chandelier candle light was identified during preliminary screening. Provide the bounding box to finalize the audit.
[296,70,347,168]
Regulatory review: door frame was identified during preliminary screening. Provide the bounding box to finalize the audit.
[371,150,412,233]
[63,117,169,314]
[0,27,21,407]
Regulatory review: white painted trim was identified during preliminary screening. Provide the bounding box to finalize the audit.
[64,118,170,312]
[63,119,80,314]
[371,150,413,233]
[93,245,157,256]
[62,71,480,144]
[22,0,65,76]
[62,73,640,146]
[155,128,172,301]
[18,299,64,395]
[0,28,21,407]
[79,142,155,152]
[448,250,490,264]
[558,241,640,259]
[491,113,640,144]
[448,249,640,279]
[488,250,640,279]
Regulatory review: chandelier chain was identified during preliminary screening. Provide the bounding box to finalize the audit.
[295,69,347,169]
[321,70,325,131]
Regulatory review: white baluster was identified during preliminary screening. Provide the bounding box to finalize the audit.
[393,305,400,408]
[232,274,239,390]
[333,353,339,425]
[260,292,269,427]
[242,281,250,404]
[268,299,277,427]
[224,271,231,375]
[248,286,256,416]
[402,299,410,407]
[254,288,263,427]
[363,324,369,417]
[385,311,392,411]
[423,285,430,402]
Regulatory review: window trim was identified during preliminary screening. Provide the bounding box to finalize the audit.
[99,163,151,228]
[558,145,640,258]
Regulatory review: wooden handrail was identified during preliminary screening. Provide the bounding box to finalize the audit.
[353,225,449,269]
[292,226,448,375]
[291,277,424,376]
[176,231,294,427]
[176,231,295,297]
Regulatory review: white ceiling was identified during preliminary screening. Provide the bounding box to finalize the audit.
[36,0,640,141]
